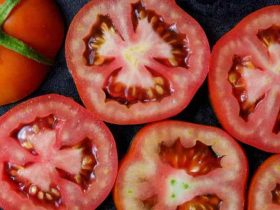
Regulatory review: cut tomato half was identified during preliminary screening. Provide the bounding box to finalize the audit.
[248,155,280,210]
[0,94,118,210]
[209,6,280,152]
[65,0,210,124]
[114,121,247,210]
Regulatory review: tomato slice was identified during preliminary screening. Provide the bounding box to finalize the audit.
[209,6,280,152]
[0,94,118,210]
[65,0,210,124]
[248,155,280,210]
[114,121,247,210]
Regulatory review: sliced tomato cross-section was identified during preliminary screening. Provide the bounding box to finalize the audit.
[114,121,247,210]
[248,155,280,210]
[0,94,118,210]
[66,0,210,124]
[209,6,280,152]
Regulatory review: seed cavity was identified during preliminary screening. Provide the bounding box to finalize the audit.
[160,139,222,177]
[272,183,280,205]
[142,195,158,210]
[257,25,280,48]
[132,1,190,68]
[104,67,174,106]
[11,115,59,154]
[84,15,119,66]
[4,162,62,207]
[177,194,222,210]
[273,111,280,134]
[56,139,97,191]
[228,55,265,121]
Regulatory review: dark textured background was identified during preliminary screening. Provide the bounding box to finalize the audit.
[1,0,279,209]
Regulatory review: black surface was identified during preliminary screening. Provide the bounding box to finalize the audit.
[0,0,279,209]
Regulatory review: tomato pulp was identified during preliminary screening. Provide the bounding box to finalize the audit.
[0,94,118,210]
[114,121,247,210]
[209,6,280,152]
[66,0,210,124]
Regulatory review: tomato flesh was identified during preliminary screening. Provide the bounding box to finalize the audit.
[66,0,209,124]
[0,94,118,210]
[114,121,247,210]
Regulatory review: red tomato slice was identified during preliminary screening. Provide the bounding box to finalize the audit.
[248,155,280,210]
[66,0,210,125]
[0,94,118,210]
[114,121,247,210]
[209,6,280,152]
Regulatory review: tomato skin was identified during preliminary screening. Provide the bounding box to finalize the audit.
[66,0,210,125]
[0,0,64,105]
[248,155,280,210]
[0,94,118,210]
[209,5,280,152]
[114,121,248,210]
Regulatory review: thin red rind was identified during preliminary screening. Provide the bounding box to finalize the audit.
[113,120,248,210]
[0,94,118,210]
[65,0,210,125]
[209,5,280,152]
[248,154,280,210]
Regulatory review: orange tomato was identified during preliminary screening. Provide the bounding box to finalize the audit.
[0,0,64,105]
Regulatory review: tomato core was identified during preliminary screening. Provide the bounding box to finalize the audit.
[159,139,222,177]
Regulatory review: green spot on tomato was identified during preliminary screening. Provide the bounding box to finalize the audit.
[170,179,176,185]
[183,183,189,189]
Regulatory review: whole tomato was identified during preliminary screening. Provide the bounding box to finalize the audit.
[0,0,64,105]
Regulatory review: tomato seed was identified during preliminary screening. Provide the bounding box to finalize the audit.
[37,191,44,200]
[45,193,53,201]
[50,188,60,197]
[29,185,38,195]
[21,141,33,150]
